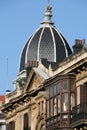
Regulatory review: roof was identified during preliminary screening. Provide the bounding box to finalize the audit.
[19,5,72,72]
[33,67,49,79]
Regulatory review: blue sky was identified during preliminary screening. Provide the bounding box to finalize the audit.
[0,0,87,94]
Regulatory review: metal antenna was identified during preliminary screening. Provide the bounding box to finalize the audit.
[5,58,11,94]
[6,58,8,91]
[48,0,50,5]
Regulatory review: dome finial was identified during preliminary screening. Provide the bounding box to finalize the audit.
[41,0,54,25]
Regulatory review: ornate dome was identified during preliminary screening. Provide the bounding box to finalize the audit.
[19,5,72,72]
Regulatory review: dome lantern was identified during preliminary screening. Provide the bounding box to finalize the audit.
[41,5,54,25]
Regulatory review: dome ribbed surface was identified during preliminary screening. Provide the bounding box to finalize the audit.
[19,6,72,72]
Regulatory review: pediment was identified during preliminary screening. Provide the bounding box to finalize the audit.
[24,67,48,93]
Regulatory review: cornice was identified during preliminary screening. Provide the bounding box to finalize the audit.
[1,85,44,113]
[53,48,87,75]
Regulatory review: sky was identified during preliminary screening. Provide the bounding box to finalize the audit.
[0,0,87,94]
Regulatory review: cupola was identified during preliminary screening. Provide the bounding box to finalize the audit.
[19,5,72,72]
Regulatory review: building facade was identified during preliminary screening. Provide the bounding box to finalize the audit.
[0,96,6,130]
[1,3,87,130]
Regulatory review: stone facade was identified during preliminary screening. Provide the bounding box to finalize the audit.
[1,68,46,130]
[1,47,87,130]
[0,96,6,130]
[1,3,87,130]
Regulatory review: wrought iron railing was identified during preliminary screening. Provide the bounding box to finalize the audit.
[71,103,87,123]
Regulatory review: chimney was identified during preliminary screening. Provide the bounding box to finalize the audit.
[73,39,85,53]
[27,61,39,67]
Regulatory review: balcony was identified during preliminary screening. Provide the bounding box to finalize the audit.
[71,103,87,128]
[46,113,73,130]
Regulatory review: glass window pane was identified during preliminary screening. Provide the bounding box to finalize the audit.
[57,83,61,94]
[46,89,49,99]
[50,87,53,97]
[63,115,68,119]
[58,95,61,113]
[71,93,75,110]
[47,101,49,118]
[58,115,60,121]
[51,119,53,124]
[77,86,80,105]
[54,97,57,116]
[62,81,68,92]
[71,80,75,91]
[54,85,57,95]
[47,121,49,126]
[50,99,53,116]
[54,117,57,122]
[24,113,28,130]
[62,93,68,112]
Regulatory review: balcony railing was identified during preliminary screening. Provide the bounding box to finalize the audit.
[71,103,87,123]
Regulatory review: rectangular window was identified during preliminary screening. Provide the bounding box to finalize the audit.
[6,123,11,130]
[46,89,49,99]
[47,101,49,118]
[63,115,68,119]
[70,80,75,91]
[77,86,80,105]
[23,113,28,130]
[50,99,53,117]
[62,81,68,92]
[54,85,57,95]
[62,93,68,112]
[71,93,75,110]
[80,84,87,104]
[58,115,60,121]
[58,95,61,113]
[54,97,57,116]
[6,121,15,130]
[12,121,15,130]
[57,83,61,94]
[50,87,53,97]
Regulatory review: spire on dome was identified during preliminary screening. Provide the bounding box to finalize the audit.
[41,1,54,25]
[48,0,50,5]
